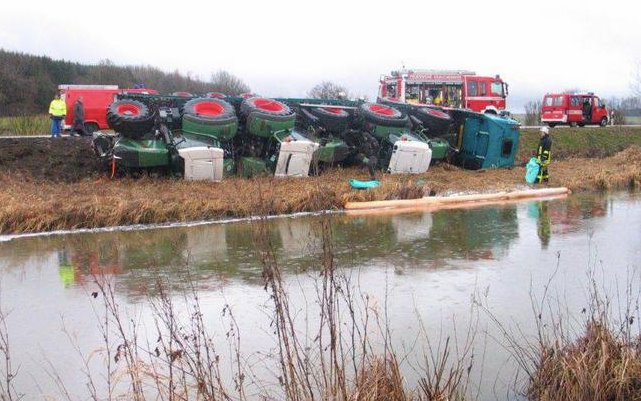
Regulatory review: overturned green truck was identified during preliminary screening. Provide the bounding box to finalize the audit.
[92,93,520,180]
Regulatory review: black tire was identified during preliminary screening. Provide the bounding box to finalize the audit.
[359,103,408,127]
[309,106,351,132]
[84,122,99,135]
[92,133,114,158]
[241,97,295,122]
[600,117,608,127]
[410,107,452,137]
[107,100,154,139]
[547,123,556,128]
[182,98,237,126]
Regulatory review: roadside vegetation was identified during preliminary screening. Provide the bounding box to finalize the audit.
[0,114,49,136]
[518,126,641,159]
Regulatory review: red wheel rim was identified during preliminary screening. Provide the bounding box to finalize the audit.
[117,103,141,116]
[254,98,285,112]
[421,108,450,119]
[368,104,396,116]
[194,101,224,116]
[325,107,344,115]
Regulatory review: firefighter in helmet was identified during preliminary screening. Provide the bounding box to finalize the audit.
[536,126,552,184]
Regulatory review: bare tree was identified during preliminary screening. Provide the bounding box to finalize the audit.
[524,100,542,126]
[631,61,641,98]
[308,81,350,99]
[209,70,250,96]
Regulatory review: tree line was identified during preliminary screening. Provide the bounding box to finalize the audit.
[0,49,250,116]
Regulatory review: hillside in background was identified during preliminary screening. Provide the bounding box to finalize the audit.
[0,49,249,115]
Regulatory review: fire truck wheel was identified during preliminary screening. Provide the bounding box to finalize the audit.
[309,107,351,132]
[359,103,409,127]
[240,97,295,121]
[547,123,556,128]
[569,122,578,128]
[600,117,608,127]
[107,100,154,139]
[410,107,452,137]
[182,98,237,126]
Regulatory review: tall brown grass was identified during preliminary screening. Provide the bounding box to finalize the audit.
[0,171,434,234]
[253,216,475,400]
[479,256,641,401]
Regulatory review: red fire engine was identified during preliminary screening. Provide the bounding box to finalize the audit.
[378,69,509,114]
[540,92,609,127]
[59,84,158,134]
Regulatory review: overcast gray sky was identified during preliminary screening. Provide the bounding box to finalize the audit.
[1,0,639,112]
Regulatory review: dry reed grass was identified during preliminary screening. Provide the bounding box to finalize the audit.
[529,320,641,401]
[350,355,407,401]
[2,147,641,234]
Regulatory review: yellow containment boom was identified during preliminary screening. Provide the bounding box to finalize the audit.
[344,187,571,212]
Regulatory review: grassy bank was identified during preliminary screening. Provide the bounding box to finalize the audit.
[1,127,641,234]
[0,114,50,136]
[1,146,640,234]
[517,126,641,160]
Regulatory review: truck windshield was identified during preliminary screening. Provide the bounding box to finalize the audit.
[490,82,504,96]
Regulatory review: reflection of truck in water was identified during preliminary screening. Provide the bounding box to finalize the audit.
[378,69,509,114]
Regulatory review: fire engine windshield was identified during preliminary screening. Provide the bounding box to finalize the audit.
[490,82,504,96]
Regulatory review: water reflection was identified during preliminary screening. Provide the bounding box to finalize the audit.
[0,192,636,401]
[0,192,613,296]
[526,192,609,249]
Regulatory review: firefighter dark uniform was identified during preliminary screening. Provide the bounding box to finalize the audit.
[357,132,380,180]
[536,127,552,183]
[342,130,380,180]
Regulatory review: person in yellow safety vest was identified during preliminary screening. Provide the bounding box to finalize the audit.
[536,126,552,184]
[48,91,67,138]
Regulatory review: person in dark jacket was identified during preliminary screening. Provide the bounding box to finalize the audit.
[342,130,381,180]
[582,98,592,122]
[72,96,86,136]
[357,132,380,180]
[536,126,552,184]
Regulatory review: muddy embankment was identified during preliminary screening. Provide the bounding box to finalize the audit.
[1,128,641,234]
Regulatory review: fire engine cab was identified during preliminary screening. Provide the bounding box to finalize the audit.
[59,84,158,134]
[540,92,609,127]
[377,69,508,114]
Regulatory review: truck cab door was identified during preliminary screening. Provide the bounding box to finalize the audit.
[592,97,602,122]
